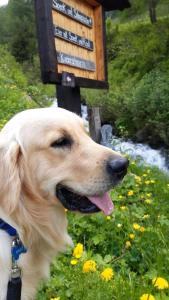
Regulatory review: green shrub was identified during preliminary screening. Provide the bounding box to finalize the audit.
[131,67,169,146]
[0,46,55,128]
[0,46,37,127]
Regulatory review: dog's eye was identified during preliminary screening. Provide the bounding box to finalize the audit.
[51,137,72,148]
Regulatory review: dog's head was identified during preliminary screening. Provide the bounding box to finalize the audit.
[0,108,128,248]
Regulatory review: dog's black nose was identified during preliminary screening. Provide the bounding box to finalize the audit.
[107,157,129,177]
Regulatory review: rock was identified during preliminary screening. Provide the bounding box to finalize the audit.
[100,124,113,147]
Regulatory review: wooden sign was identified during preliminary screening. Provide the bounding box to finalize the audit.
[35,0,108,88]
[53,0,93,28]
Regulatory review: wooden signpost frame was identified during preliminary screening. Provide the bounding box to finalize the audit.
[35,0,130,134]
[35,0,108,90]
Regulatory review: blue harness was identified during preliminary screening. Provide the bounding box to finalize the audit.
[0,219,27,300]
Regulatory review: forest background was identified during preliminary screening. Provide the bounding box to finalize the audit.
[0,0,169,149]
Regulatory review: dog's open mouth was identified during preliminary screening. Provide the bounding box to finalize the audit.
[56,186,114,215]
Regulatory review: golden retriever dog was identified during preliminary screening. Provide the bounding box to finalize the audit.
[0,107,128,300]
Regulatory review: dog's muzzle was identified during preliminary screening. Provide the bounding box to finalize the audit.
[56,157,129,215]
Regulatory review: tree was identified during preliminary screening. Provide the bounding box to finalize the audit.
[7,0,37,62]
[0,6,10,45]
[107,0,168,24]
[148,0,159,23]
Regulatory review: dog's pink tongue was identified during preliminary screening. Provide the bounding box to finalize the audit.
[88,192,114,215]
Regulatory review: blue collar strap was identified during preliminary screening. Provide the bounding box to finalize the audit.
[0,218,27,261]
[0,219,26,300]
[0,219,17,236]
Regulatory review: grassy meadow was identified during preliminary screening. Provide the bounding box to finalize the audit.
[37,161,169,300]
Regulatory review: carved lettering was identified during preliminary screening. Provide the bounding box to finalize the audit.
[53,0,93,28]
[57,52,95,71]
[54,26,94,51]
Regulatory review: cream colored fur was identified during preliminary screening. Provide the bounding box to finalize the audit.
[0,107,123,300]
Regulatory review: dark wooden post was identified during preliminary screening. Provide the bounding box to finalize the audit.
[57,86,81,116]
[149,0,157,24]
[88,107,101,143]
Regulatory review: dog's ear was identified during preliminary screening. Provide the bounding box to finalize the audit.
[0,135,21,214]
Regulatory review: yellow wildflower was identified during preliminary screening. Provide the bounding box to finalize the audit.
[70,259,78,265]
[117,223,122,228]
[133,223,140,230]
[128,190,134,196]
[83,260,96,273]
[135,175,141,182]
[167,184,169,188]
[140,294,155,300]
[140,226,145,232]
[129,234,135,239]
[146,193,152,197]
[51,298,60,300]
[106,216,111,220]
[152,277,169,289]
[143,174,147,177]
[150,180,155,184]
[101,268,114,281]
[145,180,150,185]
[143,214,150,219]
[125,241,131,248]
[120,206,127,211]
[145,199,152,204]
[10,85,17,90]
[118,195,123,199]
[73,243,83,259]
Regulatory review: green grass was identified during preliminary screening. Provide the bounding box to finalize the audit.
[36,162,169,300]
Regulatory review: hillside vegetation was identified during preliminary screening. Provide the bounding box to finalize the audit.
[0,1,169,148]
[83,17,169,148]
[0,46,54,128]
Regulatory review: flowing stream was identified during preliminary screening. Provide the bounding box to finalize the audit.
[100,125,169,173]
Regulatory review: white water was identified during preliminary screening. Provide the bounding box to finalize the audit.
[110,136,168,172]
[100,124,168,172]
